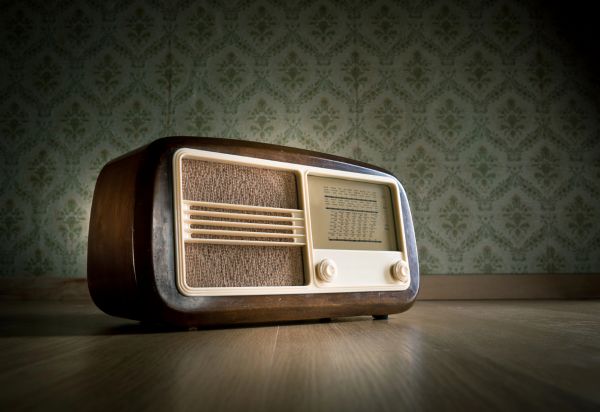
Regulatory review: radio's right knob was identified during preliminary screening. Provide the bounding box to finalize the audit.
[391,260,410,283]
[317,259,337,282]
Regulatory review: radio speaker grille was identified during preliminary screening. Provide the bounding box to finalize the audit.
[185,244,304,287]
[180,158,305,288]
[182,159,298,208]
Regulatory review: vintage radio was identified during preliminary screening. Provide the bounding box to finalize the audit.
[87,137,419,327]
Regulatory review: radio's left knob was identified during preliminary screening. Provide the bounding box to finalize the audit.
[317,259,337,282]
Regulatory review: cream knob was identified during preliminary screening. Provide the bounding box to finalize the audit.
[317,259,337,282]
[391,260,410,283]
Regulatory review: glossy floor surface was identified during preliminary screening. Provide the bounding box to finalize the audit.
[0,300,598,411]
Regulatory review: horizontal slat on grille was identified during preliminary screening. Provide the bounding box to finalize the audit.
[182,200,306,247]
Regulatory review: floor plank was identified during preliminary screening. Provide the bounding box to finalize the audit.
[0,300,598,411]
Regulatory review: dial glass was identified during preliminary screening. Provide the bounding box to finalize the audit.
[307,175,399,251]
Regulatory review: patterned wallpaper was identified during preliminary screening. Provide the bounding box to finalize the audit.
[1,0,599,277]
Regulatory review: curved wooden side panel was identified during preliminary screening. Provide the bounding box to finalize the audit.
[87,147,146,320]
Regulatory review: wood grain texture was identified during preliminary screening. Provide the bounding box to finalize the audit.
[86,147,145,320]
[0,299,598,410]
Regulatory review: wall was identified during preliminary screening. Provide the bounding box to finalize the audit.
[1,0,599,277]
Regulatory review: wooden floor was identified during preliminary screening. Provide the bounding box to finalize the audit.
[0,300,598,411]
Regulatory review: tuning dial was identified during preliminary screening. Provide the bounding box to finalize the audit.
[391,260,410,283]
[317,259,337,282]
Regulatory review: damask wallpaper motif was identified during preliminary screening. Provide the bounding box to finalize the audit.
[0,0,599,277]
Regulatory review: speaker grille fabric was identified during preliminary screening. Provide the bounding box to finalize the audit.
[181,158,305,288]
[185,244,305,287]
[182,159,298,208]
